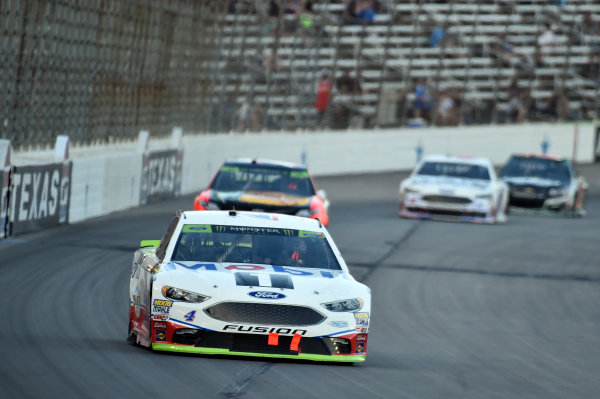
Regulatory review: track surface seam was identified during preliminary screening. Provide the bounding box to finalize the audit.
[354,221,423,284]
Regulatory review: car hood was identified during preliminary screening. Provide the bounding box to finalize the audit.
[212,190,311,207]
[156,262,367,302]
[502,176,564,188]
[408,175,492,193]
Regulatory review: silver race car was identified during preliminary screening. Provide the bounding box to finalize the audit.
[399,154,509,223]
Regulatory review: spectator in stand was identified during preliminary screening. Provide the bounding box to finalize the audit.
[237,97,261,132]
[515,52,535,78]
[498,0,516,14]
[505,81,526,123]
[300,0,315,31]
[435,90,457,126]
[336,69,362,95]
[538,23,559,47]
[216,95,237,131]
[355,0,376,25]
[283,0,303,34]
[534,44,545,67]
[430,23,447,48]
[228,0,255,14]
[344,0,359,24]
[395,89,408,123]
[541,91,570,121]
[581,12,598,36]
[582,55,600,82]
[269,0,280,17]
[507,79,519,99]
[491,34,514,67]
[299,1,327,38]
[444,29,467,58]
[580,12,600,47]
[284,0,303,14]
[456,91,475,125]
[262,47,286,88]
[263,47,282,74]
[259,0,280,35]
[412,78,434,120]
[520,88,534,120]
[314,69,333,128]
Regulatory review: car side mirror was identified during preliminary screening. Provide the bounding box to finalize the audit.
[318,189,327,199]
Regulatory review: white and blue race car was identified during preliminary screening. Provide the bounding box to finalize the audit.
[399,154,509,224]
[129,210,370,363]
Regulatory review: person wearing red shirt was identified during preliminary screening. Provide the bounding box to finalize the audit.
[314,70,332,128]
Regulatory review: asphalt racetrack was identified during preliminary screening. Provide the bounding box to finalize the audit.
[1,163,599,399]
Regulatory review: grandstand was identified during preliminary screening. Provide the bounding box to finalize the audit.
[0,0,599,149]
[214,0,600,131]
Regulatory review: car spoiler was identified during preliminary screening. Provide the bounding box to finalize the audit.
[140,240,160,248]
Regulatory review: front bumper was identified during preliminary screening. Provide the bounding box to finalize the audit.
[509,194,572,213]
[399,195,496,224]
[146,295,370,362]
[151,320,367,362]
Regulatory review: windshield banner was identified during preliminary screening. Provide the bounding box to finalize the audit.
[8,162,72,235]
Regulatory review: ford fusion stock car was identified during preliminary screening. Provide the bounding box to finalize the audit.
[499,154,587,216]
[399,154,509,223]
[194,159,330,226]
[129,210,370,363]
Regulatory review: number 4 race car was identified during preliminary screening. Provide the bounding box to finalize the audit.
[129,210,370,363]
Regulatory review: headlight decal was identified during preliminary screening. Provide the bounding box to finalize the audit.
[402,186,419,195]
[548,187,569,198]
[162,286,210,303]
[321,298,363,312]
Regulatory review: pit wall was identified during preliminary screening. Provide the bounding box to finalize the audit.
[2,123,597,233]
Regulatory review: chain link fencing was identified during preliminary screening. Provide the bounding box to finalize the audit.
[1,0,599,151]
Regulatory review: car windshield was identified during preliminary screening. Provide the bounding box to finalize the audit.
[171,224,341,270]
[211,165,315,196]
[417,161,490,180]
[500,157,572,183]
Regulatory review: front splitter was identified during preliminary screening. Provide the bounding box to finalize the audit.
[152,343,366,363]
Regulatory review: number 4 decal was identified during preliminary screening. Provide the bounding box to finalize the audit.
[184,310,196,322]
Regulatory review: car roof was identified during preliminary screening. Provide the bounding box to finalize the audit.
[224,158,307,170]
[180,210,324,231]
[421,154,492,166]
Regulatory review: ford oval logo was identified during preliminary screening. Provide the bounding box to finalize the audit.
[248,291,286,300]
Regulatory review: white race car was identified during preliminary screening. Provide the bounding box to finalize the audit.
[399,154,509,223]
[129,210,370,363]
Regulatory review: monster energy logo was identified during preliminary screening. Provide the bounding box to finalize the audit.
[206,225,297,236]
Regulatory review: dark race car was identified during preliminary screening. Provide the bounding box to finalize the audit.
[499,154,587,216]
[193,159,330,226]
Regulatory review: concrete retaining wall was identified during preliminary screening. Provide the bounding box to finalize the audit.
[5,122,597,229]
